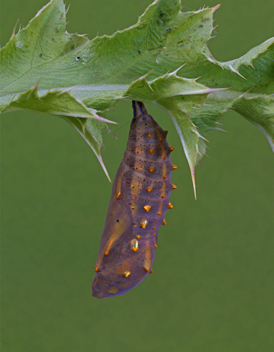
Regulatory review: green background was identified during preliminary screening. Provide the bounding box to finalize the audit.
[1,0,274,351]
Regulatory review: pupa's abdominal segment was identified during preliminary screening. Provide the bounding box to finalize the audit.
[92,101,176,298]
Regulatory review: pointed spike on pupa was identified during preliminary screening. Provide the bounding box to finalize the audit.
[132,101,148,118]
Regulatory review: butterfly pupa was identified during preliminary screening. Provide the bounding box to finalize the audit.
[92,101,176,298]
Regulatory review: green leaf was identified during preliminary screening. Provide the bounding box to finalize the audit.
[1,0,273,194]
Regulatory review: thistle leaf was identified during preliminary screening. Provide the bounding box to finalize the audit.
[1,0,273,193]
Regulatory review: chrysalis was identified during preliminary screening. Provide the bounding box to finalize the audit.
[92,101,176,298]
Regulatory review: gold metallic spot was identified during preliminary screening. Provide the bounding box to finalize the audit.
[163,174,167,179]
[159,138,163,142]
[95,266,99,272]
[161,193,165,199]
[116,192,121,199]
[146,186,153,193]
[157,211,161,215]
[147,133,152,139]
[135,235,141,239]
[104,250,109,256]
[164,130,168,135]
[148,149,155,154]
[148,167,155,173]
[172,164,178,170]
[162,155,166,160]
[123,271,131,278]
[172,184,177,189]
[109,286,119,294]
[144,266,150,272]
[143,205,152,212]
[140,219,148,229]
[155,243,158,248]
[130,239,139,252]
[168,202,173,209]
[153,232,156,236]
[169,146,174,152]
[152,226,156,230]
[150,269,153,273]
[162,219,167,225]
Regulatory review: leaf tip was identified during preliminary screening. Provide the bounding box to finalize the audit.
[191,168,197,200]
[212,4,222,13]
[97,155,112,183]
[95,115,118,124]
[228,65,247,80]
